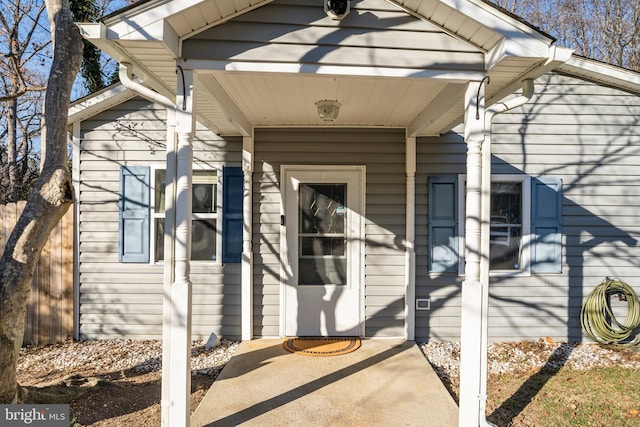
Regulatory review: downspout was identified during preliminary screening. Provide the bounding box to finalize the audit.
[405,136,416,340]
[478,79,534,427]
[241,135,254,340]
[118,63,175,109]
[118,62,180,427]
[71,122,81,341]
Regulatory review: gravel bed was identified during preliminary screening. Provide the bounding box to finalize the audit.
[18,339,240,381]
[18,338,640,388]
[420,340,640,382]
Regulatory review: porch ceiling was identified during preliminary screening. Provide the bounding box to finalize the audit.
[198,72,466,136]
[80,0,568,137]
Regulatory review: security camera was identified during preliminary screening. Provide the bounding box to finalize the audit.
[325,0,350,20]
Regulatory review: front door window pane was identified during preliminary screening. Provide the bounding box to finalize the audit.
[299,184,347,286]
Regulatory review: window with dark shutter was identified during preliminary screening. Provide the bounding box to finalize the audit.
[427,174,562,275]
[222,166,243,263]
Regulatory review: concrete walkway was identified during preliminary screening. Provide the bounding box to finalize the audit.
[191,339,458,427]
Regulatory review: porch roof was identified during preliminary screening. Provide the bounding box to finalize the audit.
[77,0,572,137]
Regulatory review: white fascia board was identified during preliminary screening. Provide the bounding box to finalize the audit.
[110,20,180,59]
[78,22,140,62]
[81,19,179,60]
[430,0,553,59]
[102,0,272,40]
[183,59,486,81]
[438,0,552,44]
[102,0,209,30]
[485,38,506,70]
[178,1,275,41]
[77,21,106,40]
[108,15,173,41]
[485,39,568,75]
[559,56,640,95]
[68,84,135,124]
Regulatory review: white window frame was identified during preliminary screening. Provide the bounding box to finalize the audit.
[458,174,531,277]
[150,165,222,265]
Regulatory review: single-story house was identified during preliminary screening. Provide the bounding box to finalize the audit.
[68,0,640,425]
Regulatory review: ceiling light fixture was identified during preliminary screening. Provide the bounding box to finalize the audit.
[315,100,342,122]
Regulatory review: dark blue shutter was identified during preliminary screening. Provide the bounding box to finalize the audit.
[119,166,150,263]
[428,176,459,273]
[531,177,562,273]
[222,166,243,263]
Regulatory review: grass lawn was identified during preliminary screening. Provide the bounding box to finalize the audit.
[486,366,640,426]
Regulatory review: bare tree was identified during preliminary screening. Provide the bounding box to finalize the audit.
[0,0,83,404]
[492,0,640,71]
[0,0,50,202]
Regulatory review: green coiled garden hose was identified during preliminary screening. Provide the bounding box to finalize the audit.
[580,277,640,348]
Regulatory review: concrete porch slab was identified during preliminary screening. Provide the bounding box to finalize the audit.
[191,339,458,426]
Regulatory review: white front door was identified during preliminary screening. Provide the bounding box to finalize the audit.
[282,166,365,337]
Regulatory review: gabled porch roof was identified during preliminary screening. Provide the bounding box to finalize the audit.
[78,0,572,137]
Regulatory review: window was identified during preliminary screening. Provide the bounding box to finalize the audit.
[154,170,218,262]
[488,176,530,273]
[119,165,243,264]
[428,175,562,275]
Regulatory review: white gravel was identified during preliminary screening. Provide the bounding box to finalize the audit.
[18,339,240,380]
[18,338,639,387]
[420,340,640,381]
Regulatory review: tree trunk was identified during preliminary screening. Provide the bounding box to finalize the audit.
[0,0,83,404]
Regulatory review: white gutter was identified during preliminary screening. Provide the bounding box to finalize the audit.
[241,136,254,340]
[118,62,174,109]
[477,79,535,427]
[71,122,81,341]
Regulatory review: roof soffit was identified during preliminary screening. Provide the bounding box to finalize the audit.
[76,0,568,136]
[396,0,554,57]
[100,0,273,41]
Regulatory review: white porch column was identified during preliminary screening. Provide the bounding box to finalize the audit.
[161,108,177,426]
[241,135,254,340]
[405,135,416,340]
[459,80,487,427]
[163,67,195,427]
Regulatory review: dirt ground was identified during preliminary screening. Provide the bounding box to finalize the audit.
[16,339,235,426]
[18,363,213,426]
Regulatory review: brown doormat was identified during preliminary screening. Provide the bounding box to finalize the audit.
[283,337,361,356]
